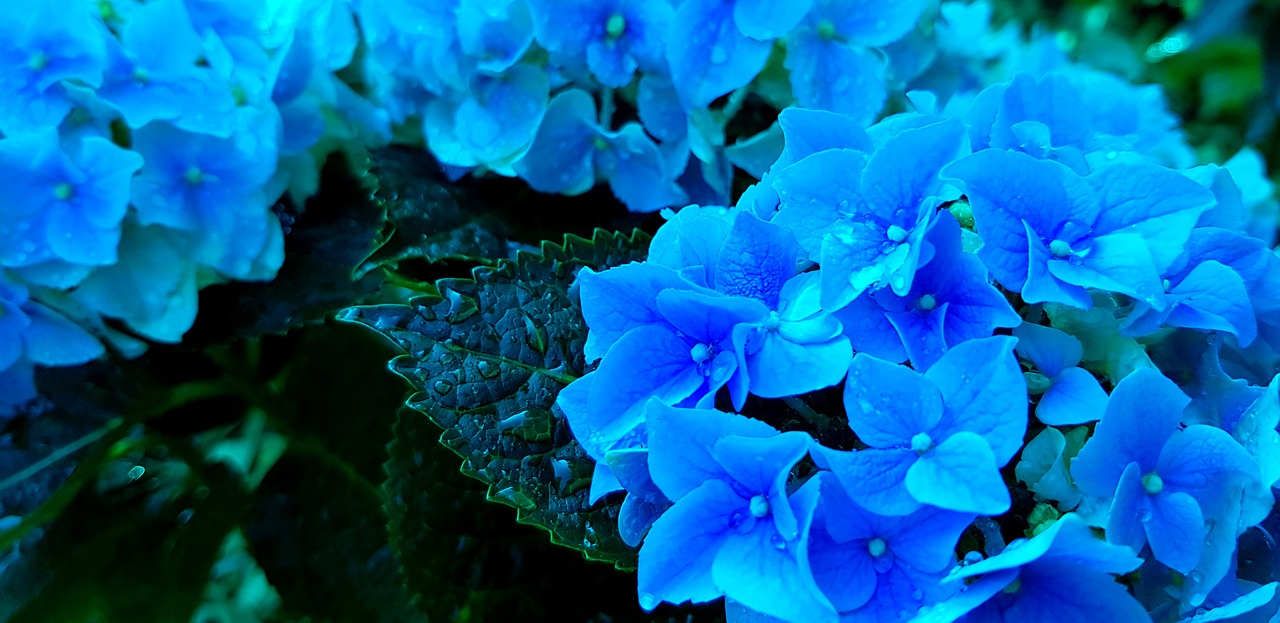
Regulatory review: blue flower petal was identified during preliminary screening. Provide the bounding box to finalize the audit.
[585,326,705,443]
[1146,490,1204,573]
[1013,323,1083,377]
[713,481,837,623]
[844,354,943,447]
[1046,233,1165,307]
[1071,368,1188,497]
[666,0,771,109]
[1086,163,1216,272]
[1036,367,1108,426]
[1166,260,1257,346]
[784,32,886,125]
[638,478,743,608]
[712,432,811,537]
[811,445,920,516]
[733,0,814,40]
[646,401,779,500]
[772,148,870,258]
[577,263,693,361]
[715,212,800,307]
[513,88,599,195]
[829,0,930,47]
[906,431,1010,515]
[775,108,873,169]
[925,336,1027,465]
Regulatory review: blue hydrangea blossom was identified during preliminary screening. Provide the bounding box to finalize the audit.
[1071,369,1267,580]
[815,337,1026,515]
[773,118,970,309]
[833,212,1020,370]
[638,402,833,623]
[806,472,974,621]
[943,149,1216,310]
[1013,323,1108,426]
[914,514,1149,623]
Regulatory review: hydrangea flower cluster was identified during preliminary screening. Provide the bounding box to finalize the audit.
[352,0,941,213]
[0,0,389,415]
[559,52,1280,623]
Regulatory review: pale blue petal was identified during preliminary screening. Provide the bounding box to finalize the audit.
[656,288,770,343]
[715,212,800,307]
[811,445,920,516]
[906,431,1011,515]
[1167,260,1257,346]
[830,0,930,47]
[1013,323,1083,377]
[858,119,969,220]
[577,263,693,361]
[638,478,742,608]
[1046,233,1165,307]
[785,33,886,124]
[712,432,812,538]
[832,293,908,363]
[600,122,684,212]
[775,107,873,170]
[1087,163,1216,272]
[997,559,1152,623]
[1036,367,1108,426]
[887,306,948,371]
[745,331,851,398]
[925,336,1026,465]
[646,401,779,500]
[1146,490,1204,573]
[585,325,705,448]
[667,0,771,109]
[772,148,870,258]
[513,88,598,194]
[1158,425,1261,515]
[843,354,943,447]
[21,302,103,366]
[1071,368,1188,497]
[733,0,814,40]
[1104,462,1150,555]
[1023,225,1094,309]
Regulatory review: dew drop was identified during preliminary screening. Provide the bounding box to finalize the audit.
[433,379,454,395]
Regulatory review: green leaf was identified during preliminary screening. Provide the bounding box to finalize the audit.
[244,447,421,623]
[362,147,509,273]
[0,453,248,622]
[340,229,651,568]
[386,408,700,622]
[268,321,412,483]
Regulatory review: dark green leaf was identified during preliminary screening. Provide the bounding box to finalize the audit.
[269,321,411,483]
[385,408,705,622]
[363,147,509,273]
[0,454,247,622]
[340,229,650,568]
[244,447,420,623]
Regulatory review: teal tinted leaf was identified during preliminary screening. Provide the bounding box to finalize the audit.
[386,408,704,622]
[271,322,412,482]
[245,447,420,623]
[363,147,509,271]
[340,229,651,568]
[0,455,247,622]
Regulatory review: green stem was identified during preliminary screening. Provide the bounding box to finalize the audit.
[0,419,121,493]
